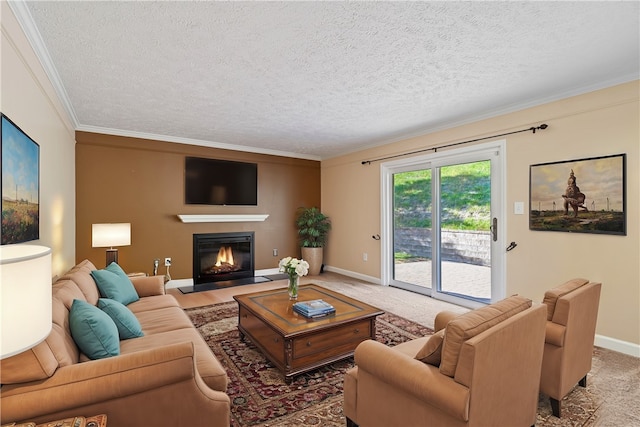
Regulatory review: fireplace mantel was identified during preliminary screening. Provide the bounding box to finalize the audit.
[177,214,269,223]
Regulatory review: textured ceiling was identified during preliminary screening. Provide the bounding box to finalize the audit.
[16,1,640,160]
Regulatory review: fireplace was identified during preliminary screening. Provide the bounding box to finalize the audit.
[193,232,254,286]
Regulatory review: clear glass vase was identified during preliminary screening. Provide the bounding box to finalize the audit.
[288,274,299,300]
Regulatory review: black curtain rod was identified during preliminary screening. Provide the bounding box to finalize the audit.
[361,124,548,165]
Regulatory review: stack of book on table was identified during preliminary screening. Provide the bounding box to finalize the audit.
[293,299,336,318]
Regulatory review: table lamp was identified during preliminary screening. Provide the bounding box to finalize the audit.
[0,244,52,359]
[92,223,131,267]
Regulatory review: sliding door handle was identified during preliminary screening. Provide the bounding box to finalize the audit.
[491,218,498,242]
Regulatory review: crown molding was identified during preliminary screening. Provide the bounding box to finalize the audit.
[77,125,322,161]
[7,0,79,128]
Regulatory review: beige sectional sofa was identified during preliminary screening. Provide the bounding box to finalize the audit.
[0,260,230,427]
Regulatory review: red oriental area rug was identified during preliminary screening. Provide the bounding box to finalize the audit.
[185,301,432,427]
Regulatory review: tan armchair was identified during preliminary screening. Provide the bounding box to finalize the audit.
[540,279,602,417]
[344,296,547,427]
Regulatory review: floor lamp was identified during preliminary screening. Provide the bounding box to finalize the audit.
[0,245,52,359]
[92,223,131,267]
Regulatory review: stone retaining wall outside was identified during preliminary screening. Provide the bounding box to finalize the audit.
[394,228,491,266]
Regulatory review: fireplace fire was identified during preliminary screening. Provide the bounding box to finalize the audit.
[193,232,254,286]
[204,246,240,274]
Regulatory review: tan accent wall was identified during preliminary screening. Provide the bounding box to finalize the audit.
[75,132,320,278]
[322,81,639,346]
[2,2,77,277]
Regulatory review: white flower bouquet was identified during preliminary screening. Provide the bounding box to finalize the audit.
[278,256,310,278]
[279,257,309,300]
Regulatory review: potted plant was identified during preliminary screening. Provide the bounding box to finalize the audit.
[295,207,331,275]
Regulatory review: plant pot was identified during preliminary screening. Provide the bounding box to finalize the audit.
[301,247,323,276]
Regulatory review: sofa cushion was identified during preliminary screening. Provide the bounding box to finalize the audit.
[127,294,180,314]
[98,298,144,339]
[52,279,89,310]
[440,295,532,377]
[119,328,228,392]
[69,299,120,359]
[0,340,58,384]
[91,263,139,305]
[59,259,100,305]
[50,280,85,366]
[135,306,195,335]
[415,329,445,366]
[542,278,589,321]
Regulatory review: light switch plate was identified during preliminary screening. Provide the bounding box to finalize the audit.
[514,202,525,215]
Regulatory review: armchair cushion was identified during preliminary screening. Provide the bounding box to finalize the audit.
[98,298,144,339]
[440,295,531,377]
[415,328,444,366]
[545,321,566,346]
[69,299,120,359]
[542,278,588,320]
[91,262,140,305]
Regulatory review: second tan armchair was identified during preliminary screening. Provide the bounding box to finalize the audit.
[540,279,602,417]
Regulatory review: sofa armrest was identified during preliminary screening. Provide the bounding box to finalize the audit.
[354,340,470,422]
[130,275,166,296]
[1,342,229,425]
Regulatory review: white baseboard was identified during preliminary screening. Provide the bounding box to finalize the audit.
[595,334,640,357]
[165,278,193,289]
[323,265,381,285]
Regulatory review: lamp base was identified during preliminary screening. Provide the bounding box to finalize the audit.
[105,249,118,267]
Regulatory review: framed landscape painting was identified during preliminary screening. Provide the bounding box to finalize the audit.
[1,114,40,244]
[529,153,626,235]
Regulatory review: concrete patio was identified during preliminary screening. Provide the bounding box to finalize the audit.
[394,260,491,300]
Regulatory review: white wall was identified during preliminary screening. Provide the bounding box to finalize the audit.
[2,2,76,276]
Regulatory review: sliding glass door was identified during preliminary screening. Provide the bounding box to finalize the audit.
[434,161,492,303]
[392,168,433,294]
[382,142,505,308]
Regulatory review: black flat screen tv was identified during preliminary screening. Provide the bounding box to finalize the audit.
[185,157,258,206]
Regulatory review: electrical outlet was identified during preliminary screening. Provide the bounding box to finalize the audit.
[363,252,368,262]
[272,248,278,257]
[164,257,172,267]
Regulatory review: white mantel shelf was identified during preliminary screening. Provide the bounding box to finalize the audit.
[177,214,269,223]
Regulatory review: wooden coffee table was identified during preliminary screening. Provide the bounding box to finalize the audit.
[234,284,384,382]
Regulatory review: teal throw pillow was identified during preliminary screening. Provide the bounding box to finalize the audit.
[91,262,139,305]
[98,298,144,340]
[69,299,120,359]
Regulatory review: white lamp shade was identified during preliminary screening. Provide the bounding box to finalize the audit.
[0,245,52,359]
[92,223,131,248]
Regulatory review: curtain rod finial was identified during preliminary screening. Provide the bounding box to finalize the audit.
[532,124,549,134]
